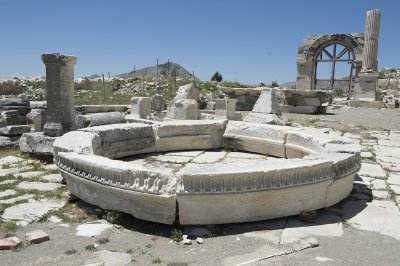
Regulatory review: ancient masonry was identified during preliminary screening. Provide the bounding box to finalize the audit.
[357,9,381,100]
[42,53,77,137]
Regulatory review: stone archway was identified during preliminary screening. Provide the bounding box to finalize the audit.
[296,34,364,91]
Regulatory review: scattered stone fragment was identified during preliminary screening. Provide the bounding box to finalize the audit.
[76,220,113,237]
[0,237,21,250]
[48,215,62,223]
[41,173,63,183]
[316,256,333,262]
[358,163,386,179]
[361,152,373,159]
[17,181,63,191]
[0,189,17,198]
[196,237,204,244]
[1,199,66,226]
[25,230,50,244]
[181,238,192,245]
[297,211,317,223]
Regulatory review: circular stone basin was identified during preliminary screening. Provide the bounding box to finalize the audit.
[54,120,361,225]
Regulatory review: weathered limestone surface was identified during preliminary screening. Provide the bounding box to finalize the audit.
[151,94,166,112]
[0,237,21,250]
[173,83,199,101]
[173,99,198,120]
[59,155,176,224]
[42,53,77,137]
[0,125,30,136]
[54,120,361,225]
[19,132,56,155]
[76,112,126,128]
[214,99,238,120]
[27,109,46,132]
[154,120,226,152]
[131,97,151,119]
[25,230,50,244]
[244,89,287,125]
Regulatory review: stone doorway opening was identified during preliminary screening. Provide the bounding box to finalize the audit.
[314,42,356,94]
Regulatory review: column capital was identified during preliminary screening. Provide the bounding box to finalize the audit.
[41,53,77,66]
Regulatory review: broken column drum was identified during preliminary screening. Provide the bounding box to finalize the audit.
[42,54,77,137]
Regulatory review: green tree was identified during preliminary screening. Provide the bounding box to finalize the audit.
[211,71,223,82]
[268,80,279,88]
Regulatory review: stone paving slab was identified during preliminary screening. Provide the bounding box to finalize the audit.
[0,155,25,166]
[358,163,386,179]
[342,200,400,241]
[389,184,400,195]
[2,199,66,226]
[372,190,391,200]
[0,189,17,198]
[0,166,32,177]
[370,179,387,190]
[16,181,64,191]
[0,194,35,204]
[387,173,400,185]
[41,173,63,183]
[191,151,227,163]
[150,155,193,164]
[14,171,44,179]
[279,212,343,245]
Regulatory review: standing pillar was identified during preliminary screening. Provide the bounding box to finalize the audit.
[358,9,381,99]
[42,53,77,136]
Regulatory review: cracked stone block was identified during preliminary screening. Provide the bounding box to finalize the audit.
[25,230,50,244]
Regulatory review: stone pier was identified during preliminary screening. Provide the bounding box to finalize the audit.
[357,9,381,100]
[42,53,77,137]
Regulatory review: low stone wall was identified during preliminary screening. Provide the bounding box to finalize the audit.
[53,120,361,225]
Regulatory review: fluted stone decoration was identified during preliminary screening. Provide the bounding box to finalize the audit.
[362,9,381,72]
[357,10,381,99]
[42,53,77,137]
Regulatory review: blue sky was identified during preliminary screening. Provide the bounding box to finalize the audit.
[1,0,399,84]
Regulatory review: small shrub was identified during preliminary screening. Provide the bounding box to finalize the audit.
[170,229,183,242]
[85,244,97,252]
[96,237,109,245]
[152,257,162,264]
[65,249,77,255]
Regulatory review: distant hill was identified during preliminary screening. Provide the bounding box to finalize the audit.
[117,62,193,79]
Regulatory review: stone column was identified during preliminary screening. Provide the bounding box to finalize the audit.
[358,9,381,100]
[362,9,381,72]
[42,53,77,136]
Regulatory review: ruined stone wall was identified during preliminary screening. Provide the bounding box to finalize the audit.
[378,78,400,97]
